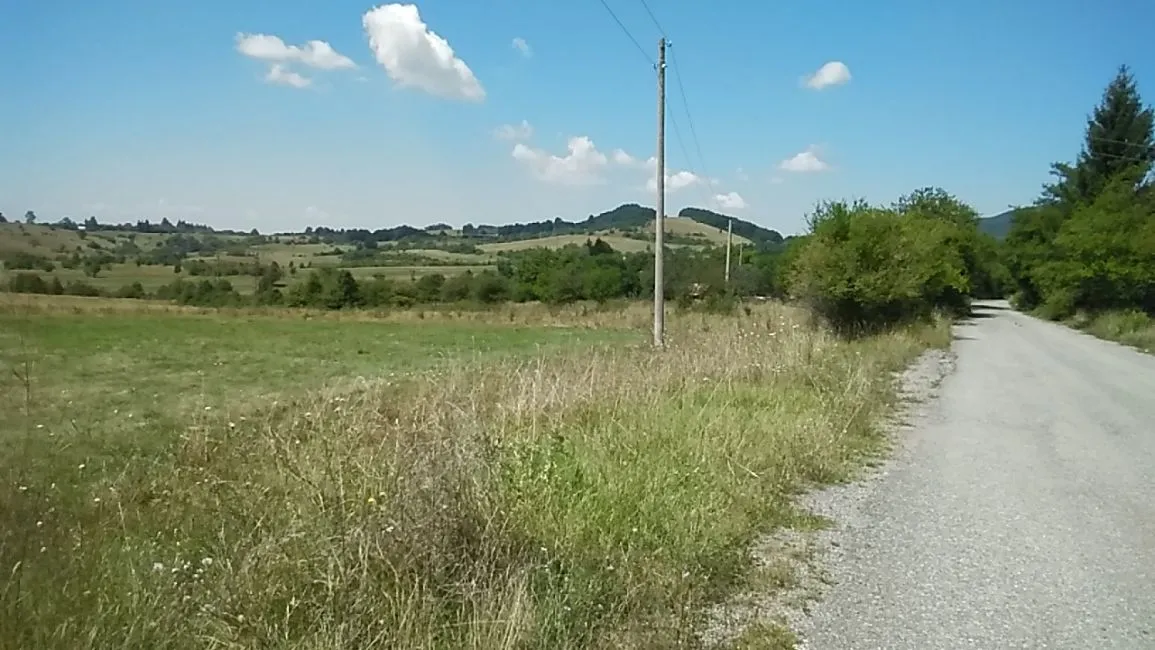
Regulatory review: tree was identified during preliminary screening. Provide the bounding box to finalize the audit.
[0,212,6,223]
[1042,65,1154,207]
[24,210,36,224]
[1005,64,1155,316]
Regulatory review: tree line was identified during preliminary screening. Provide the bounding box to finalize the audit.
[1003,64,1154,319]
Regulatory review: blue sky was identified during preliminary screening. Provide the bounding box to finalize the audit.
[2,0,1153,235]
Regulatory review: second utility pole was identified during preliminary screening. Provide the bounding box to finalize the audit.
[653,37,667,348]
[724,218,733,285]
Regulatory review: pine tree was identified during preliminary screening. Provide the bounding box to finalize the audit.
[1044,65,1154,206]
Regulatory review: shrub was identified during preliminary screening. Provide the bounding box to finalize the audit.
[788,198,970,335]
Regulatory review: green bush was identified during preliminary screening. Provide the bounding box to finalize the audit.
[787,194,975,335]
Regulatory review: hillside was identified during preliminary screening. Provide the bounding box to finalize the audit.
[978,209,1016,240]
[0,201,783,300]
[678,207,784,245]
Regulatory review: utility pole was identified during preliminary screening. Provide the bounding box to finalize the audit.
[724,217,733,285]
[653,37,667,348]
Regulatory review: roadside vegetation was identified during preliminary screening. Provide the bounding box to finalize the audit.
[2,173,998,649]
[1003,64,1155,350]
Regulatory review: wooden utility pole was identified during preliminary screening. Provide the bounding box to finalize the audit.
[724,218,733,285]
[653,37,667,348]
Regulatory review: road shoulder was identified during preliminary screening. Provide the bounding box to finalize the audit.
[699,346,956,648]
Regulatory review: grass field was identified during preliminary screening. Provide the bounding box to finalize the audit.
[345,264,497,279]
[1,293,948,649]
[478,233,656,253]
[643,217,753,246]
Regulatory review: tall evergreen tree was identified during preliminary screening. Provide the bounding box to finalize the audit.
[1043,65,1154,206]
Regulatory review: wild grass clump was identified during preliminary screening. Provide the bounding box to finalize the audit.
[1071,308,1155,353]
[2,302,947,649]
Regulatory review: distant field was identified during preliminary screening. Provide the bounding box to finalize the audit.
[346,264,496,279]
[646,216,753,246]
[0,306,633,452]
[2,219,739,300]
[480,233,655,253]
[0,264,260,293]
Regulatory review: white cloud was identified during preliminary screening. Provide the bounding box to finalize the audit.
[778,146,830,173]
[713,192,747,210]
[362,3,485,102]
[803,61,851,90]
[266,64,311,88]
[611,149,658,171]
[611,149,636,166]
[235,33,356,70]
[512,136,608,185]
[645,169,703,193]
[494,120,533,141]
[512,37,532,58]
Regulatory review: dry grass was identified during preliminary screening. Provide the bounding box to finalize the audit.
[643,217,753,246]
[1070,308,1155,353]
[0,293,656,329]
[1,299,948,649]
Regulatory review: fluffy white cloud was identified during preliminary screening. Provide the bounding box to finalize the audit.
[645,170,702,193]
[494,120,533,141]
[611,149,657,170]
[235,33,356,70]
[362,4,485,102]
[511,37,532,58]
[713,192,747,210]
[266,64,311,88]
[512,136,608,185]
[803,61,851,90]
[778,146,830,173]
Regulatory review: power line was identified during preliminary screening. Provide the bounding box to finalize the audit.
[669,46,710,188]
[637,0,666,36]
[594,0,654,66]
[628,1,718,210]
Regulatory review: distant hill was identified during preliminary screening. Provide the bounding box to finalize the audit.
[7,203,786,250]
[978,209,1017,240]
[678,207,784,246]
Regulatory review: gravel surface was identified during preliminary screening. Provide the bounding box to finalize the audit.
[793,301,1155,649]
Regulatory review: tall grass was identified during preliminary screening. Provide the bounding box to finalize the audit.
[2,302,948,649]
[1071,308,1155,353]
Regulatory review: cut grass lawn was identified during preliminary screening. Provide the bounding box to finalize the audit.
[1,297,949,649]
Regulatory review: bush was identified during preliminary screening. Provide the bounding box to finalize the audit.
[788,196,973,335]
[7,272,50,294]
[2,251,55,272]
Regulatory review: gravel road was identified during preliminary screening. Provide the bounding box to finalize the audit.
[795,301,1155,649]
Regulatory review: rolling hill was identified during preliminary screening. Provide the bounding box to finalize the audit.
[978,209,1017,240]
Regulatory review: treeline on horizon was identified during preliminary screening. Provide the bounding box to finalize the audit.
[5,65,1151,337]
[1,204,787,247]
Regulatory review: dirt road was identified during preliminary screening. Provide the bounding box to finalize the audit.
[796,301,1155,649]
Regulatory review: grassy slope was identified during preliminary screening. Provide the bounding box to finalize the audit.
[1,296,948,649]
[644,216,754,246]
